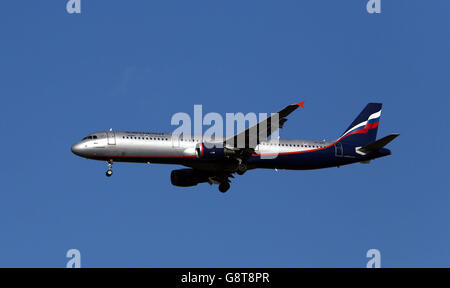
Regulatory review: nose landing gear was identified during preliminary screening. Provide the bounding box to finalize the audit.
[106,160,113,177]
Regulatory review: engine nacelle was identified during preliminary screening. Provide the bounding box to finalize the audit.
[195,142,227,159]
[170,169,209,187]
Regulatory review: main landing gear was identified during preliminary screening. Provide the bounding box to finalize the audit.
[236,159,247,175]
[106,160,113,177]
[218,182,230,193]
[236,162,247,175]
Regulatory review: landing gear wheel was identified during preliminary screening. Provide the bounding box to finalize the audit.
[218,182,230,193]
[237,163,247,175]
[106,160,113,177]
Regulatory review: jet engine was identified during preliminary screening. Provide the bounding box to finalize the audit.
[170,169,209,187]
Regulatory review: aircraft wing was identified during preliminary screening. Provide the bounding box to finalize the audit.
[224,101,304,150]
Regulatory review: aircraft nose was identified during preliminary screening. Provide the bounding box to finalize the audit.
[71,142,83,156]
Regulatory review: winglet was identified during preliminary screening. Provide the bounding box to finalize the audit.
[297,101,305,108]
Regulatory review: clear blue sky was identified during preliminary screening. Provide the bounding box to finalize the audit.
[0,1,449,267]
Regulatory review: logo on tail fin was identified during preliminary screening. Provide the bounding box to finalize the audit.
[339,110,381,141]
[337,103,382,145]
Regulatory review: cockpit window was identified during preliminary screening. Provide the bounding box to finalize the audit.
[82,135,98,140]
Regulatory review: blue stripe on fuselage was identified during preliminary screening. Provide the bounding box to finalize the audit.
[247,142,385,170]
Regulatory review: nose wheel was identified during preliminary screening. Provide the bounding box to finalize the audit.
[106,160,113,177]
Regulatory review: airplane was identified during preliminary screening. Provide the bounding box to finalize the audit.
[71,102,398,193]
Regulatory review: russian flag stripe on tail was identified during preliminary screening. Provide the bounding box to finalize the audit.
[338,103,382,146]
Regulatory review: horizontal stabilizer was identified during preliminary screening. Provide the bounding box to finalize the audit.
[358,134,399,154]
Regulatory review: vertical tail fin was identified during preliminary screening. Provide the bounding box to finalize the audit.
[338,103,382,146]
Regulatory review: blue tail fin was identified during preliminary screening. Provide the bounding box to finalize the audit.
[338,103,382,146]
